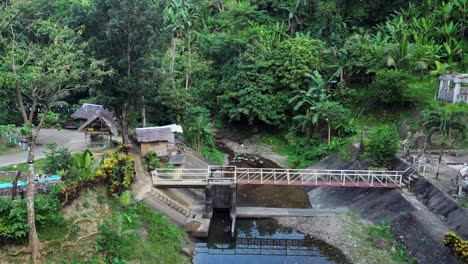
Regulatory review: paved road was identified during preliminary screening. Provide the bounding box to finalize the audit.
[0,128,85,167]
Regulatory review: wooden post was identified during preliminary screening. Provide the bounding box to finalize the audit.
[11,171,21,200]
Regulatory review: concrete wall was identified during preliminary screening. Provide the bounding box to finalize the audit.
[305,155,467,264]
[411,177,468,239]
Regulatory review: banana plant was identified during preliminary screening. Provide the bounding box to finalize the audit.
[443,38,464,63]
[384,37,428,72]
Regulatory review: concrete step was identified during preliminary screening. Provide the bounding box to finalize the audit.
[152,189,191,218]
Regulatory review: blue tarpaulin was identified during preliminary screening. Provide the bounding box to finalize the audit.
[0,175,61,189]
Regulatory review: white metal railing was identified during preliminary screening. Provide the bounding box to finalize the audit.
[153,166,404,188]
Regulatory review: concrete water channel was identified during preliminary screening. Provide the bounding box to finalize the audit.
[190,142,349,263]
[147,141,468,263]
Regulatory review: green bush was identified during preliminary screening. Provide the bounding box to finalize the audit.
[6,140,16,148]
[144,151,159,171]
[37,112,62,129]
[273,37,326,89]
[367,70,413,108]
[183,106,215,152]
[0,193,62,242]
[201,145,224,165]
[365,125,400,168]
[44,142,73,175]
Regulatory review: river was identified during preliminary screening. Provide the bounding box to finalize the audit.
[192,142,349,264]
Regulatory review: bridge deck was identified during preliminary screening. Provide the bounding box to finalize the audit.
[153,166,404,188]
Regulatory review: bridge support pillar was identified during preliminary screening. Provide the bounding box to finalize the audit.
[204,185,213,219]
[203,184,237,221]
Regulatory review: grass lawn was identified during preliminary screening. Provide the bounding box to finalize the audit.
[1,158,48,175]
[0,139,22,155]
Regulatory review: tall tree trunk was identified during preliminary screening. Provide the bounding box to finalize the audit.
[122,99,130,145]
[435,143,443,179]
[27,138,40,263]
[141,95,146,127]
[327,121,331,145]
[170,39,177,90]
[11,170,21,200]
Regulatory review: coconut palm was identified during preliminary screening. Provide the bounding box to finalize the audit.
[422,107,466,179]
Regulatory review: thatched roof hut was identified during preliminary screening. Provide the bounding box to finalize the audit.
[78,111,119,148]
[72,103,113,120]
[136,127,176,156]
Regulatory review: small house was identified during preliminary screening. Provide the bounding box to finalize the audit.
[136,126,177,157]
[78,111,119,149]
[437,74,468,103]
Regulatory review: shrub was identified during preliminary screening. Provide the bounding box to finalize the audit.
[144,151,159,171]
[0,194,62,241]
[94,151,135,195]
[365,125,400,168]
[37,112,62,129]
[444,232,468,262]
[44,142,73,175]
[367,70,413,108]
[6,140,16,148]
[69,150,96,182]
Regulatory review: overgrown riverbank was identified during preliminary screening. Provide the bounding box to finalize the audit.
[276,213,415,264]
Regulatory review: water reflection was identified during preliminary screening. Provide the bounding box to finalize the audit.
[193,215,349,264]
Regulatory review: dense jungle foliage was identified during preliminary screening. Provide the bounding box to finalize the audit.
[1,0,467,165]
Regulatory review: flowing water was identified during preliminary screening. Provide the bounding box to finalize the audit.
[192,142,349,264]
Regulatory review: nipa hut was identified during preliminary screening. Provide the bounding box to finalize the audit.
[78,111,119,149]
[136,126,179,157]
[71,103,114,124]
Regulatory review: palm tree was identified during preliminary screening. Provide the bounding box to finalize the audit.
[422,107,466,179]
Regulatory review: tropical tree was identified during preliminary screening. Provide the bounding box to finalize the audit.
[421,106,467,179]
[290,70,328,138]
[0,6,105,262]
[290,70,351,144]
[312,101,351,145]
[219,44,286,127]
[86,0,168,143]
[384,37,428,72]
[273,37,327,90]
[183,106,214,152]
[365,125,400,168]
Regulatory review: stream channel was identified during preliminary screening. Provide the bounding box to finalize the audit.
[192,142,349,264]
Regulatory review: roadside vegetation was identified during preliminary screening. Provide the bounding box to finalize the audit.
[0,147,189,263]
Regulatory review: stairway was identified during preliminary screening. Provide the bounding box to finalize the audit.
[151,189,191,217]
[401,167,419,188]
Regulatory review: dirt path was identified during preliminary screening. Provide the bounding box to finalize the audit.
[132,155,152,201]
[0,128,85,167]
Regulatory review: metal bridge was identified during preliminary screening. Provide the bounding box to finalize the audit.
[152,166,405,188]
